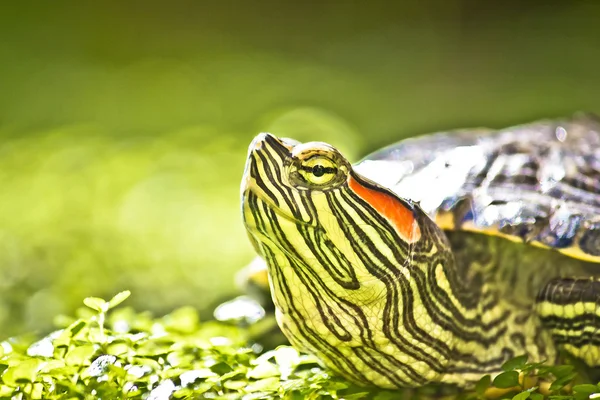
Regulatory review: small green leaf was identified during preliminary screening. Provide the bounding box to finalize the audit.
[513,391,531,400]
[65,344,97,366]
[83,297,108,313]
[135,340,171,357]
[223,380,247,390]
[220,369,245,381]
[107,290,131,309]
[161,306,199,333]
[573,384,600,395]
[0,362,9,375]
[529,392,544,400]
[246,362,280,379]
[106,341,131,356]
[493,371,520,389]
[476,374,491,396]
[520,361,547,374]
[244,377,281,393]
[1,359,44,385]
[550,372,577,391]
[575,392,592,400]
[68,320,87,336]
[209,361,232,375]
[547,364,575,379]
[502,355,529,372]
[343,392,371,399]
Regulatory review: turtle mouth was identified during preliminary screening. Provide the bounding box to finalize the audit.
[241,133,311,227]
[247,132,296,158]
[241,133,290,199]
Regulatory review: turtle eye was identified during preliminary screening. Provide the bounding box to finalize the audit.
[298,156,338,186]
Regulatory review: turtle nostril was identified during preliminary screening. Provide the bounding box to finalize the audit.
[249,133,280,153]
[247,133,269,158]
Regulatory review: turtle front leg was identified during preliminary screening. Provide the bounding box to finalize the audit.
[536,277,600,366]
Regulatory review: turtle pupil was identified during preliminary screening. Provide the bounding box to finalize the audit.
[313,165,326,177]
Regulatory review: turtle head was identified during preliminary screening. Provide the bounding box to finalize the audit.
[241,132,425,268]
[241,133,456,387]
[242,132,352,225]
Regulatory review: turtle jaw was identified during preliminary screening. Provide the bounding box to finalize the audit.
[240,132,301,198]
[241,133,310,254]
[242,133,287,197]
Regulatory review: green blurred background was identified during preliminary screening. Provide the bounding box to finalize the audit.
[1,1,599,337]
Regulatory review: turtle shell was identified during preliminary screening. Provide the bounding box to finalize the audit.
[354,114,600,263]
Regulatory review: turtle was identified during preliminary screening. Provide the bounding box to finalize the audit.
[239,114,600,389]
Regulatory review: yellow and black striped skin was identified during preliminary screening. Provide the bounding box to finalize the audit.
[241,123,600,389]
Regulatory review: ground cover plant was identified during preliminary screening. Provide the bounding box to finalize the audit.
[0,292,598,400]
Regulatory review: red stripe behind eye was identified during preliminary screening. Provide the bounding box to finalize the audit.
[348,176,421,243]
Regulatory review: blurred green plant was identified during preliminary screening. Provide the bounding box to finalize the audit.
[0,108,362,338]
[0,292,597,399]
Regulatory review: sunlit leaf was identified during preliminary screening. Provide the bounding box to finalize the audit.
[83,297,108,313]
[246,362,280,379]
[107,291,132,310]
[244,377,280,392]
[513,390,531,400]
[64,344,97,366]
[1,358,45,385]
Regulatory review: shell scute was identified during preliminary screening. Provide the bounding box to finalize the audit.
[539,208,583,249]
[354,114,600,262]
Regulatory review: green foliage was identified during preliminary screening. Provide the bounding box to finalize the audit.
[0,293,598,399]
[0,293,389,399]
